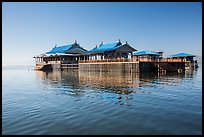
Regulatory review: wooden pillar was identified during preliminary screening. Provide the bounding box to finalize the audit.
[130,52,133,61]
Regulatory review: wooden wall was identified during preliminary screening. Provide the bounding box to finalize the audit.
[79,62,140,73]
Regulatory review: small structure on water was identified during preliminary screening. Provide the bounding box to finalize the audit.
[170,52,196,62]
[132,50,163,62]
[34,41,87,70]
[170,52,198,69]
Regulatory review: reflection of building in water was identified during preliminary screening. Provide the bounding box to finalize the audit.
[36,70,81,85]
[36,70,141,94]
[35,70,87,97]
[184,68,198,78]
[78,71,140,94]
[35,69,196,95]
[138,70,197,88]
[34,69,197,107]
[36,70,62,84]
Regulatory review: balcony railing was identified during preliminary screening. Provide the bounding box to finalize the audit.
[137,58,154,62]
[155,58,190,62]
[36,58,193,65]
[79,58,192,63]
[36,61,61,65]
[79,58,133,63]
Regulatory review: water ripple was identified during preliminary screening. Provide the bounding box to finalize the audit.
[2,66,202,135]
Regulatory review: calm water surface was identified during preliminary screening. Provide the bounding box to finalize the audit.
[2,65,202,135]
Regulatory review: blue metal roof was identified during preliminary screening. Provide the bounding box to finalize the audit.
[170,53,196,57]
[133,50,160,56]
[88,42,123,53]
[46,44,73,54]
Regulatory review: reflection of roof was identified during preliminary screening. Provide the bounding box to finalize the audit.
[46,44,73,54]
[88,42,123,53]
[133,50,160,55]
[170,53,196,57]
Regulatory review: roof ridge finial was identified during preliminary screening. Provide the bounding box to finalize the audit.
[74,40,77,44]
[101,41,103,45]
[118,39,121,43]
[126,41,128,44]
[54,44,57,48]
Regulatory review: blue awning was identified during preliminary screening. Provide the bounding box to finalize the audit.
[133,50,160,56]
[170,53,196,57]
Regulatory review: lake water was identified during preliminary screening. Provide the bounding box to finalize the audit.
[2,64,202,135]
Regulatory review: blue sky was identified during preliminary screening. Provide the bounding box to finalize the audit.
[2,2,202,66]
